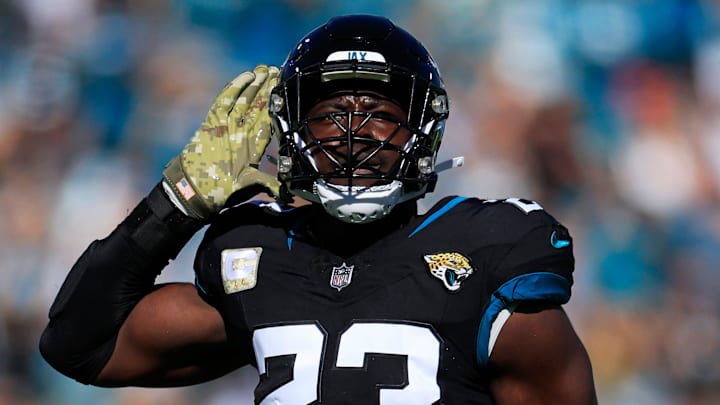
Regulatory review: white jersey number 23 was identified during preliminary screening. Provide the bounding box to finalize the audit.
[253,322,441,404]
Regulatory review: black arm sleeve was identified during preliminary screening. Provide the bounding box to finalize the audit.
[38,182,205,384]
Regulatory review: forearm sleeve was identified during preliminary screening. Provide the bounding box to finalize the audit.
[38,182,204,384]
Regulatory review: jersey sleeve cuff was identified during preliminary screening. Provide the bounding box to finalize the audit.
[475,272,571,366]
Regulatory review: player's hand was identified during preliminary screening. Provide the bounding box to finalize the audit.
[163,65,280,220]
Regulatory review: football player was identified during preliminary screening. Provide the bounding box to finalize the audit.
[39,14,597,404]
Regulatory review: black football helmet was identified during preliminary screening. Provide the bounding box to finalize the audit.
[269,14,451,223]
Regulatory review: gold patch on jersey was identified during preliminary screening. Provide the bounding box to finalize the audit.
[423,252,474,292]
[221,247,262,294]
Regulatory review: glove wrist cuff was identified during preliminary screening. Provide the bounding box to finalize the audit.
[162,157,213,220]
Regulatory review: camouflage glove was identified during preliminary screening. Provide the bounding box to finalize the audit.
[163,65,280,220]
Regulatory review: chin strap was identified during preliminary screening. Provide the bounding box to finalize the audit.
[314,180,404,224]
[435,156,464,173]
[284,155,465,224]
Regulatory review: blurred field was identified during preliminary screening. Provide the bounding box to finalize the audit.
[1,1,719,404]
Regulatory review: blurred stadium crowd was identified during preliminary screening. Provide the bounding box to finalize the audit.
[1,0,719,404]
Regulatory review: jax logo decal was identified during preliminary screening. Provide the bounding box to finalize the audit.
[423,252,475,292]
[326,50,387,63]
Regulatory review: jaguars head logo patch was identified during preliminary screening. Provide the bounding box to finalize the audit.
[423,252,474,291]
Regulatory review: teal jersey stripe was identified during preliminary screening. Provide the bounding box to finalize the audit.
[408,196,469,238]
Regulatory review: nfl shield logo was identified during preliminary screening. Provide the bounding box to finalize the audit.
[330,262,354,291]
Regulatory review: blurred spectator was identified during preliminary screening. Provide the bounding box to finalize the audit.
[608,63,702,219]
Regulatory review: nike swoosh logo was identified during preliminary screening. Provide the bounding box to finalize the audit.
[550,230,571,249]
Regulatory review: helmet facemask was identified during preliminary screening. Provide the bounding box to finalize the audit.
[296,108,415,188]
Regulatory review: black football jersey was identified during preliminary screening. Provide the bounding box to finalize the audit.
[194,196,574,404]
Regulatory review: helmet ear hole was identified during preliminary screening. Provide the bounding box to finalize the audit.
[418,157,434,175]
[431,95,449,114]
[269,93,285,113]
[277,156,293,175]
